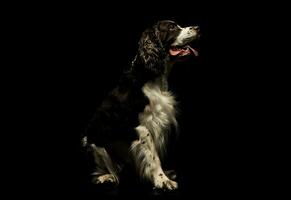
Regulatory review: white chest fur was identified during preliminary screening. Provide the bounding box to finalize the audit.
[138,82,177,155]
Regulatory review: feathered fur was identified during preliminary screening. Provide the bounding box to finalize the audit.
[82,20,200,191]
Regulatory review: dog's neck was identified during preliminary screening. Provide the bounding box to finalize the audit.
[128,56,175,91]
[153,76,168,91]
[153,62,174,91]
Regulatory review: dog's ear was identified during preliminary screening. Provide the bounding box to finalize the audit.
[137,26,167,77]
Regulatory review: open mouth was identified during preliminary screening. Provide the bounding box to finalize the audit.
[169,44,198,57]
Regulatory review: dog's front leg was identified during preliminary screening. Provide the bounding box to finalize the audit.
[130,126,178,190]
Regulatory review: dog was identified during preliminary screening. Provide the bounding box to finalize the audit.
[81,20,200,191]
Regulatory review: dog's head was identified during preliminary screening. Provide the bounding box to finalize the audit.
[156,20,200,57]
[136,20,200,77]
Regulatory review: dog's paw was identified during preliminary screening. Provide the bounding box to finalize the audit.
[91,174,118,185]
[153,176,178,191]
[163,179,178,190]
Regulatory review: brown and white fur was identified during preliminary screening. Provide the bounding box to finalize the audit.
[82,20,200,191]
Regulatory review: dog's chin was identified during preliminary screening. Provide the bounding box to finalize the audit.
[169,38,199,61]
[169,34,200,60]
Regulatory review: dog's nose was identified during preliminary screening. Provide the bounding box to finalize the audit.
[192,26,200,32]
[190,26,200,32]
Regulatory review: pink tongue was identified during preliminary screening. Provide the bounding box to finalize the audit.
[169,49,183,56]
[169,46,198,57]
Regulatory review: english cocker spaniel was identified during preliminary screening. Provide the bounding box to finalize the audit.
[81,20,200,191]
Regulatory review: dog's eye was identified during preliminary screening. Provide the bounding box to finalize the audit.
[168,24,176,30]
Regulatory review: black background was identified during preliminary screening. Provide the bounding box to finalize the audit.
[6,1,281,198]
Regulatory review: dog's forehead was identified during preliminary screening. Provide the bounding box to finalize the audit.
[157,20,177,26]
[155,20,179,31]
[158,20,176,24]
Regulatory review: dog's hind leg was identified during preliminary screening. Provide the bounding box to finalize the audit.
[85,141,119,185]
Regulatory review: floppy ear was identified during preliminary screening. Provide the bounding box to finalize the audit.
[137,26,167,77]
